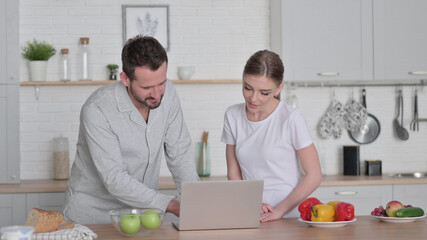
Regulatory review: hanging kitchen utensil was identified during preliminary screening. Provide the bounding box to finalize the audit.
[410,89,419,131]
[394,90,409,140]
[348,89,381,144]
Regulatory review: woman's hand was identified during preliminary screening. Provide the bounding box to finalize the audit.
[260,205,282,223]
[261,203,273,214]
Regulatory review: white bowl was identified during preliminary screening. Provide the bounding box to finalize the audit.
[177,66,195,80]
[109,208,165,237]
[0,226,34,240]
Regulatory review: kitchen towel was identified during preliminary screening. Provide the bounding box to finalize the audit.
[318,99,346,139]
[343,99,367,131]
[33,224,97,240]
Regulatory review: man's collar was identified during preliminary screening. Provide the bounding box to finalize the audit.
[115,81,134,112]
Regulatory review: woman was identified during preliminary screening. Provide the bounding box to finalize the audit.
[221,50,322,223]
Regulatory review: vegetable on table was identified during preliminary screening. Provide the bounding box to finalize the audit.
[327,201,341,221]
[396,207,424,217]
[335,202,355,221]
[298,197,322,221]
[311,204,335,222]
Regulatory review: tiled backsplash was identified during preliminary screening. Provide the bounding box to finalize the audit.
[20,84,427,179]
[18,1,427,179]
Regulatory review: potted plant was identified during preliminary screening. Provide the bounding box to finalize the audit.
[22,39,56,81]
[107,64,119,80]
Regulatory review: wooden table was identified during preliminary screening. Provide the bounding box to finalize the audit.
[87,216,427,240]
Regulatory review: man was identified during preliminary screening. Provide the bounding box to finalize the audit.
[63,35,199,224]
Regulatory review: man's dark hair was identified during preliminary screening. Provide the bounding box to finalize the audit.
[121,35,168,81]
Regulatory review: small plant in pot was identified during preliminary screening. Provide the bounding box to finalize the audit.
[22,39,56,81]
[107,64,119,80]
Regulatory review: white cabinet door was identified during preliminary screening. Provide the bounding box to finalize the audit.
[0,0,20,184]
[0,85,20,183]
[373,0,427,80]
[26,193,66,214]
[271,0,373,81]
[393,184,427,210]
[0,0,19,85]
[310,185,392,215]
[0,194,26,228]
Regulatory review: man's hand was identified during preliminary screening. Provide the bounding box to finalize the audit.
[166,199,180,217]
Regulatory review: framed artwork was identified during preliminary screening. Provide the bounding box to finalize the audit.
[122,5,170,51]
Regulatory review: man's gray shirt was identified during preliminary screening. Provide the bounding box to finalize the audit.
[63,80,199,224]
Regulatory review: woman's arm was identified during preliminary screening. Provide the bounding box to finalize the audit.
[260,143,322,222]
[226,144,243,180]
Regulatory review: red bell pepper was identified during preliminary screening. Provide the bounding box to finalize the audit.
[298,197,322,221]
[335,202,355,221]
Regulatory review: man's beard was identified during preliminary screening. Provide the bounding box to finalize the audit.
[129,85,163,110]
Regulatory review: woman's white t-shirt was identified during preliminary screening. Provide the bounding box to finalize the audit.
[221,102,313,217]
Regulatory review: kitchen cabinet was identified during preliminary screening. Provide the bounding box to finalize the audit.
[0,194,26,227]
[26,192,66,213]
[373,0,427,80]
[310,185,393,215]
[1,0,19,85]
[270,0,373,82]
[0,0,20,184]
[0,85,20,184]
[393,184,427,210]
[0,192,65,228]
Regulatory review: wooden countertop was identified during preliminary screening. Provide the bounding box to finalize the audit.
[1,175,427,193]
[87,216,427,240]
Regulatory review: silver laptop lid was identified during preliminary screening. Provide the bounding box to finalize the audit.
[177,180,264,230]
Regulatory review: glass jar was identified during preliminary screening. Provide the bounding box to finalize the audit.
[53,135,70,180]
[77,37,92,81]
[59,48,71,81]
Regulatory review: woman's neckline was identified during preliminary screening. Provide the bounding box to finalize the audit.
[245,101,282,123]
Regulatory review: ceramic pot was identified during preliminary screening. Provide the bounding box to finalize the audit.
[28,61,47,81]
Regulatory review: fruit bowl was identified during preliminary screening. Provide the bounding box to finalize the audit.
[110,208,165,237]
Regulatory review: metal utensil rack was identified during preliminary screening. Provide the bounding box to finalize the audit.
[286,79,427,127]
[285,79,427,88]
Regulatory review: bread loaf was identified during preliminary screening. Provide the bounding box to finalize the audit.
[58,220,74,231]
[25,208,74,233]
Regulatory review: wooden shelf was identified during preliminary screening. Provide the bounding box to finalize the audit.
[20,79,242,86]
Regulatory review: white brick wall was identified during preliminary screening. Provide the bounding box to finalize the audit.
[18,1,427,179]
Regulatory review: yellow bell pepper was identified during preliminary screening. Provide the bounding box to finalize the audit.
[327,201,341,209]
[311,204,335,222]
[327,201,341,221]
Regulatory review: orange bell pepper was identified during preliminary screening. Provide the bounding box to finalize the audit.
[311,204,335,222]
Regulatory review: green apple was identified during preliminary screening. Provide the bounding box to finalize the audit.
[140,210,161,230]
[119,213,141,234]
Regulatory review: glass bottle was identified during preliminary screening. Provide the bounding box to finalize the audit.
[59,48,71,81]
[53,135,70,180]
[197,131,210,177]
[77,37,92,81]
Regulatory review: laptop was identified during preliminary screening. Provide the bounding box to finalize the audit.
[172,180,264,231]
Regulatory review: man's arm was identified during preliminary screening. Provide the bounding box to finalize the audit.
[163,83,199,193]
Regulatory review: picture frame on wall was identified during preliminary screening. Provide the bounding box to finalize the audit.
[122,5,170,51]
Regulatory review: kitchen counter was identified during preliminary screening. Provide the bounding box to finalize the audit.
[1,174,427,193]
[87,216,427,240]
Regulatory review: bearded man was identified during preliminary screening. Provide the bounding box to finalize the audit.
[64,35,199,224]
